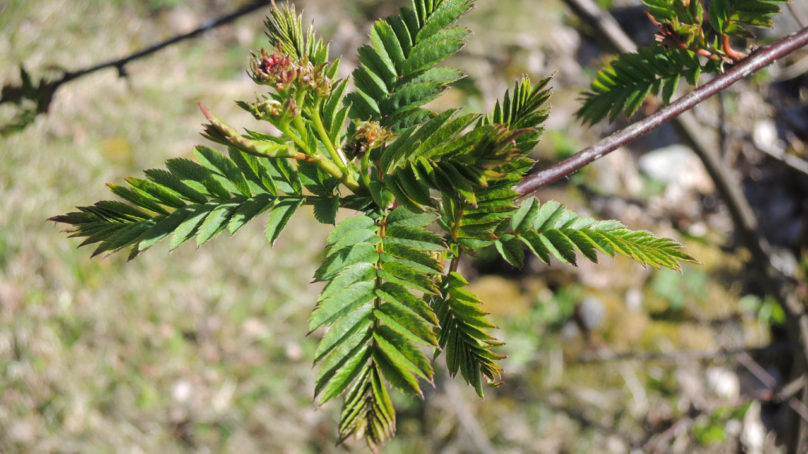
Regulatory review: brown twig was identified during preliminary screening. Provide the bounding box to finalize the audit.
[514,25,808,196]
[442,365,497,454]
[537,393,642,449]
[643,416,692,454]
[788,3,808,28]
[737,353,808,424]
[756,143,808,176]
[0,1,267,113]
[575,343,795,363]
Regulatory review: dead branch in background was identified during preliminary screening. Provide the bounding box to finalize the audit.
[0,1,267,135]
[574,343,795,363]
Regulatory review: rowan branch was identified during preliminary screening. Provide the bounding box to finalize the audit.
[514,26,808,196]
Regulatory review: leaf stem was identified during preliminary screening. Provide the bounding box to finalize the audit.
[449,253,461,273]
[310,154,360,191]
[200,103,359,191]
[360,148,372,190]
[278,121,311,156]
[311,99,350,174]
[280,115,358,190]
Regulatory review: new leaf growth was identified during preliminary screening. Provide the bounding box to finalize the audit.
[53,1,696,450]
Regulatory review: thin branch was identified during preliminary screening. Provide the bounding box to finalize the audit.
[737,353,808,424]
[643,416,692,454]
[514,26,808,196]
[560,0,637,53]
[0,1,267,112]
[442,366,497,454]
[574,343,794,363]
[535,394,642,449]
[789,3,808,28]
[57,1,267,85]
[775,53,808,81]
[756,142,808,176]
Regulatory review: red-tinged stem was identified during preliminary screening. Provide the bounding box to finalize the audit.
[514,26,808,196]
[722,34,746,61]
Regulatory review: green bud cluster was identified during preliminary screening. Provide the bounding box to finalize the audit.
[346,120,393,159]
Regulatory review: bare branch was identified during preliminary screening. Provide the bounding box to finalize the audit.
[514,26,808,196]
[1,1,267,113]
[574,343,795,363]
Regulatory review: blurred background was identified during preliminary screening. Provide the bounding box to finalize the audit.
[2,0,808,452]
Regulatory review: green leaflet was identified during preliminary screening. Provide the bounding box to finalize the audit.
[312,197,340,225]
[323,77,349,142]
[401,28,468,74]
[227,148,277,196]
[348,0,472,132]
[372,332,423,395]
[582,0,785,124]
[376,301,438,349]
[415,0,473,42]
[383,241,442,272]
[375,323,433,379]
[123,177,187,209]
[328,226,378,252]
[52,144,324,256]
[314,305,374,364]
[376,282,438,325]
[166,158,231,200]
[264,3,329,65]
[709,0,788,35]
[107,184,169,215]
[433,271,503,397]
[338,366,395,451]
[386,205,437,227]
[503,199,696,270]
[195,146,252,197]
[494,234,524,268]
[265,198,304,245]
[196,202,237,245]
[577,46,706,124]
[310,207,443,448]
[310,281,376,332]
[319,263,377,301]
[170,204,215,250]
[385,224,445,251]
[298,160,338,197]
[315,243,378,282]
[145,168,208,204]
[227,193,273,234]
[371,21,405,70]
[316,341,372,404]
